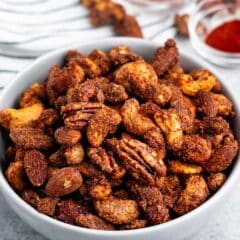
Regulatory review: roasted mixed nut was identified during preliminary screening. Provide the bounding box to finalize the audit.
[1,39,238,231]
[81,0,143,38]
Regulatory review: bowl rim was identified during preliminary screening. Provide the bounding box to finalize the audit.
[0,37,239,237]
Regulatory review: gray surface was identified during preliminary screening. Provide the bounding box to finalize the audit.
[0,40,240,240]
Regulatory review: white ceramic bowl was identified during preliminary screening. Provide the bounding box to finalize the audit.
[0,38,239,240]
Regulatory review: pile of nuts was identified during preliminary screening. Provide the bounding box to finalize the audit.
[1,39,238,230]
[81,0,143,38]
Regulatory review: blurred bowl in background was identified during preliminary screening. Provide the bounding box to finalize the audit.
[189,0,240,67]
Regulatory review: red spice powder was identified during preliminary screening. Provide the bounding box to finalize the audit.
[205,19,240,53]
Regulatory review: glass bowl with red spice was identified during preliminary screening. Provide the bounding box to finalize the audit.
[189,0,240,67]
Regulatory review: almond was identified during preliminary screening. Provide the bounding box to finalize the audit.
[55,126,81,146]
[10,127,53,150]
[24,150,48,187]
[45,167,83,197]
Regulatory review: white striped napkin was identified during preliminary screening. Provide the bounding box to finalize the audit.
[0,0,195,89]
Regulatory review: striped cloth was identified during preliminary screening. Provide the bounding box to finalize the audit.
[0,0,195,89]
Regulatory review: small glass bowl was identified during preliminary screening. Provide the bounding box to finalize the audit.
[189,0,240,68]
[126,0,190,13]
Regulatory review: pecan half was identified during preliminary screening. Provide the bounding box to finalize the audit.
[106,134,166,185]
[61,102,103,130]
[88,147,126,179]
[66,78,108,103]
[66,77,128,104]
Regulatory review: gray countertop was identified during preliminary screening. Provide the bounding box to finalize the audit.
[0,40,239,240]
